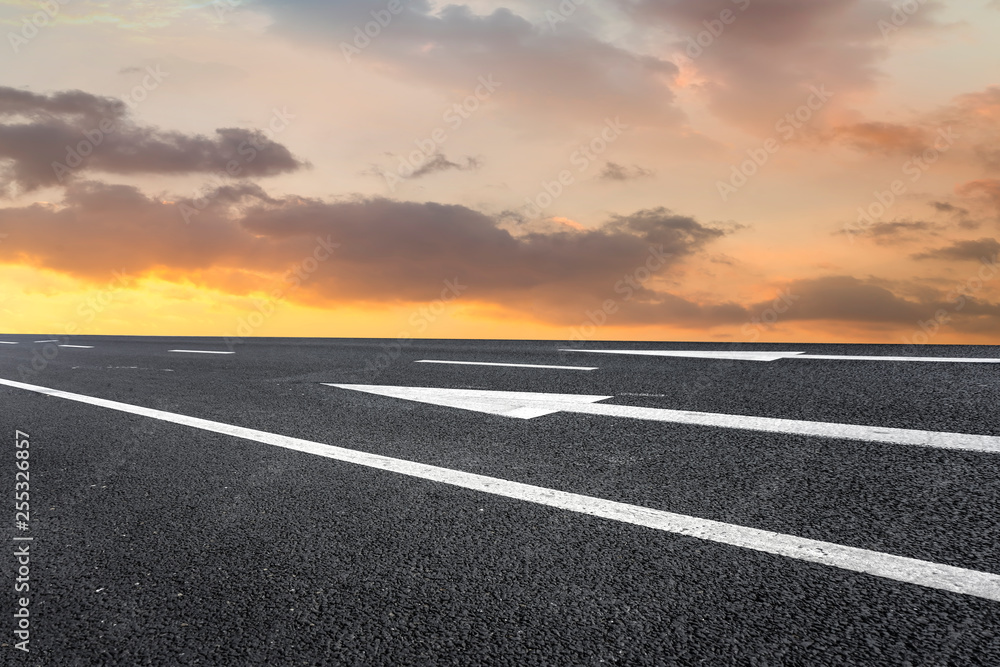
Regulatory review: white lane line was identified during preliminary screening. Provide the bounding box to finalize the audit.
[168,350,235,355]
[796,354,1000,363]
[416,360,598,371]
[58,345,94,349]
[0,377,997,602]
[0,342,19,345]
[330,385,1000,455]
[561,349,1000,363]
[562,349,803,362]
[34,339,59,344]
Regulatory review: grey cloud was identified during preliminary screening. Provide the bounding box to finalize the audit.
[259,0,681,125]
[913,238,1000,262]
[849,220,940,245]
[599,161,656,181]
[0,182,730,313]
[931,201,968,215]
[7,178,997,333]
[746,275,1000,326]
[0,86,307,193]
[410,153,481,179]
[621,0,946,133]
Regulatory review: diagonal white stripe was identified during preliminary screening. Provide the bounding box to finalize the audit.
[1,376,998,602]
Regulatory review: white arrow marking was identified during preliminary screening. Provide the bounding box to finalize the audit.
[0,376,998,602]
[333,384,613,419]
[560,349,1000,363]
[328,385,1000,455]
[416,360,598,371]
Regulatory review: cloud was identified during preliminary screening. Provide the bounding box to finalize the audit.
[931,201,968,216]
[599,161,656,181]
[850,219,940,244]
[825,85,1000,169]
[913,238,1000,262]
[0,86,306,194]
[410,153,481,179]
[621,0,947,133]
[0,181,729,314]
[748,275,1000,326]
[958,179,1000,206]
[5,177,997,334]
[258,0,681,126]
[827,121,930,155]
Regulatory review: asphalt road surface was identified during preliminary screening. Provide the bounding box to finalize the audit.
[0,335,998,665]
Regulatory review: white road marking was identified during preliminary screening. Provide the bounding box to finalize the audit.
[59,345,94,349]
[168,350,235,355]
[796,354,1000,363]
[0,376,997,602]
[561,349,1000,363]
[0,341,18,345]
[562,349,803,362]
[339,385,614,419]
[34,339,59,344]
[329,385,1000,455]
[416,360,598,371]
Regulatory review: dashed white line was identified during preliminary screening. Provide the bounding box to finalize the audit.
[416,360,598,371]
[0,341,18,345]
[330,385,1000,455]
[58,345,94,349]
[34,339,59,344]
[0,376,997,602]
[168,350,235,355]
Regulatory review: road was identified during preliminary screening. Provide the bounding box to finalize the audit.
[0,335,998,665]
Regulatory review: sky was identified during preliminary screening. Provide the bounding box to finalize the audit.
[1,0,999,344]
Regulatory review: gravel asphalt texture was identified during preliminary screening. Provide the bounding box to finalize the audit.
[0,336,998,665]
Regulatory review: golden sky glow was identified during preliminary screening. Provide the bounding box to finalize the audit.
[1,0,1000,343]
